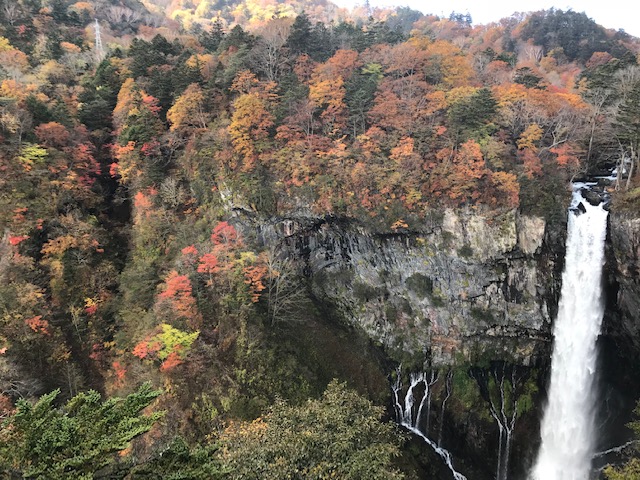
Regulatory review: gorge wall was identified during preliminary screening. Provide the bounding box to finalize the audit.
[606,210,640,355]
[237,197,640,479]
[596,208,640,463]
[250,200,640,478]
[245,206,568,478]
[255,207,563,367]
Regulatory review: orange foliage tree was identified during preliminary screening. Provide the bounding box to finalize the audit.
[34,122,70,148]
[517,123,544,178]
[432,140,491,204]
[228,71,277,169]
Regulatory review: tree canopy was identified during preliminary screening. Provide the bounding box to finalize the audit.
[219,380,405,479]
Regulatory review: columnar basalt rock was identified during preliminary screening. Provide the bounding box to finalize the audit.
[606,211,640,351]
[255,207,563,366]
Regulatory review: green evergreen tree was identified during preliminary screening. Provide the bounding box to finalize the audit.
[287,11,312,55]
[219,25,255,52]
[127,437,226,479]
[199,19,225,53]
[447,87,498,142]
[0,383,163,479]
[310,21,334,61]
[346,65,381,137]
[513,67,545,89]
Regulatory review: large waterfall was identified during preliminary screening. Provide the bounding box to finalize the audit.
[532,186,609,479]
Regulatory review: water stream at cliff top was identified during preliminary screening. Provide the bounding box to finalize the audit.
[531,185,609,480]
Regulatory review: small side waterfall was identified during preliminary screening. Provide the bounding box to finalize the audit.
[392,369,467,480]
[532,185,609,479]
[471,365,521,480]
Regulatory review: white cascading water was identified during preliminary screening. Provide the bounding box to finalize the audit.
[531,185,609,480]
[393,370,467,480]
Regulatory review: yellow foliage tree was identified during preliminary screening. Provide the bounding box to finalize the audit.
[167,83,208,132]
[229,93,274,167]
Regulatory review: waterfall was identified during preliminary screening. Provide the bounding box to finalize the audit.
[393,369,467,480]
[532,185,609,480]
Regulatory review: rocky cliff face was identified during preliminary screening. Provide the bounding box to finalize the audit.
[246,199,640,478]
[606,210,640,354]
[593,208,640,463]
[256,207,564,366]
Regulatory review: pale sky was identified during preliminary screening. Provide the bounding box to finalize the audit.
[333,0,640,38]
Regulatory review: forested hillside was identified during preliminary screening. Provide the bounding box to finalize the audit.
[1,0,640,477]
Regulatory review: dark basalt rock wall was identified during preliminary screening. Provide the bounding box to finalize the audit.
[251,207,568,366]
[589,208,640,469]
[605,211,640,350]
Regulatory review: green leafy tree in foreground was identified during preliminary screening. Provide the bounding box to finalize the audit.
[219,379,405,479]
[127,437,226,480]
[605,458,640,479]
[0,383,163,479]
[604,401,640,479]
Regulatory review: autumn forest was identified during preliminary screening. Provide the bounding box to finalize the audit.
[1,0,640,478]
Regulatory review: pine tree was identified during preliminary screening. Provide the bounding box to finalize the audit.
[199,19,225,52]
[127,437,226,479]
[0,383,163,479]
[287,12,312,55]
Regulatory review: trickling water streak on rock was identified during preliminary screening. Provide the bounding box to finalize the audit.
[393,369,467,480]
[437,370,453,448]
[532,186,609,480]
[425,370,439,434]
